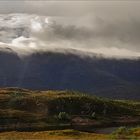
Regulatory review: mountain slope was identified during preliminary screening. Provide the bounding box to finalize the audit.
[0,48,140,99]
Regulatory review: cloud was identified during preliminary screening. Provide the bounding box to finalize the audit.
[0,9,140,58]
[31,15,140,53]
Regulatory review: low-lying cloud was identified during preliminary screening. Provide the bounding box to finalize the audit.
[0,13,140,58]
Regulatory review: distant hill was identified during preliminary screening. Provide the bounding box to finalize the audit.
[0,48,140,99]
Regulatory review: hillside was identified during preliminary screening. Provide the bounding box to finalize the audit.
[0,49,140,99]
[0,88,139,132]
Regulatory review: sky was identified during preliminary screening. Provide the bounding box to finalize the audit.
[0,1,140,58]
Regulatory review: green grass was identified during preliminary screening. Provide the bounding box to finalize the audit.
[0,129,109,140]
[0,87,139,131]
[111,126,140,139]
[0,128,139,140]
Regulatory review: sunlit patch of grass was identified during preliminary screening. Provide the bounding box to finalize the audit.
[0,129,109,140]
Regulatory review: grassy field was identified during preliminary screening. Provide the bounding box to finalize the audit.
[0,129,109,140]
[0,128,139,140]
[0,87,139,139]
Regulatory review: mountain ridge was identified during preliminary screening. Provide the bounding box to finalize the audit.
[0,48,140,99]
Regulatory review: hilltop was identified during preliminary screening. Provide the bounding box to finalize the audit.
[0,87,139,131]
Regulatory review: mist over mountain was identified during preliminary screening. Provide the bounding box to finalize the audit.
[0,14,140,58]
[0,14,139,100]
[0,3,140,138]
[0,47,140,100]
